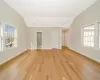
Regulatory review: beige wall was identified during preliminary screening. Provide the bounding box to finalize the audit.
[0,0,28,64]
[67,0,100,62]
[28,27,62,49]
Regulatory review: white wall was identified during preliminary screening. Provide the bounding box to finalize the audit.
[0,0,28,64]
[28,27,62,49]
[67,0,100,62]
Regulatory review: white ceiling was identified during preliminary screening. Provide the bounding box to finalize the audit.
[4,0,97,28]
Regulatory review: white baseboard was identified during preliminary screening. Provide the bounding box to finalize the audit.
[0,49,28,65]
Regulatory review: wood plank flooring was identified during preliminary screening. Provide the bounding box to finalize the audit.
[0,48,100,80]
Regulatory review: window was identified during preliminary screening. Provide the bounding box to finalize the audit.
[98,23,100,48]
[0,23,3,51]
[82,25,95,47]
[0,22,17,51]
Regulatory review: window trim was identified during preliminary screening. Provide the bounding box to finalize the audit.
[98,22,100,48]
[81,24,95,48]
[81,22,100,51]
[0,22,17,51]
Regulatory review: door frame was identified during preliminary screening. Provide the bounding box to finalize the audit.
[36,31,42,49]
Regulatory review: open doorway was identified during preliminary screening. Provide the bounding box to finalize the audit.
[37,32,42,49]
[62,29,69,48]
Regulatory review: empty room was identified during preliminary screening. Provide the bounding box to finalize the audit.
[0,0,100,80]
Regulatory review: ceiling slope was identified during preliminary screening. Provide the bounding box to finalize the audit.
[4,0,97,28]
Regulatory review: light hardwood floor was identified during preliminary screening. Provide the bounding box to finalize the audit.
[0,47,100,80]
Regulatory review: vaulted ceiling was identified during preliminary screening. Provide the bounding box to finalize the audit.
[4,0,97,28]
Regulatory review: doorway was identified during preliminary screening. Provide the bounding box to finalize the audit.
[37,32,42,49]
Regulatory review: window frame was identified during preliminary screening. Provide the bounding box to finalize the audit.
[0,23,4,51]
[0,22,17,51]
[81,24,95,48]
[98,22,100,48]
